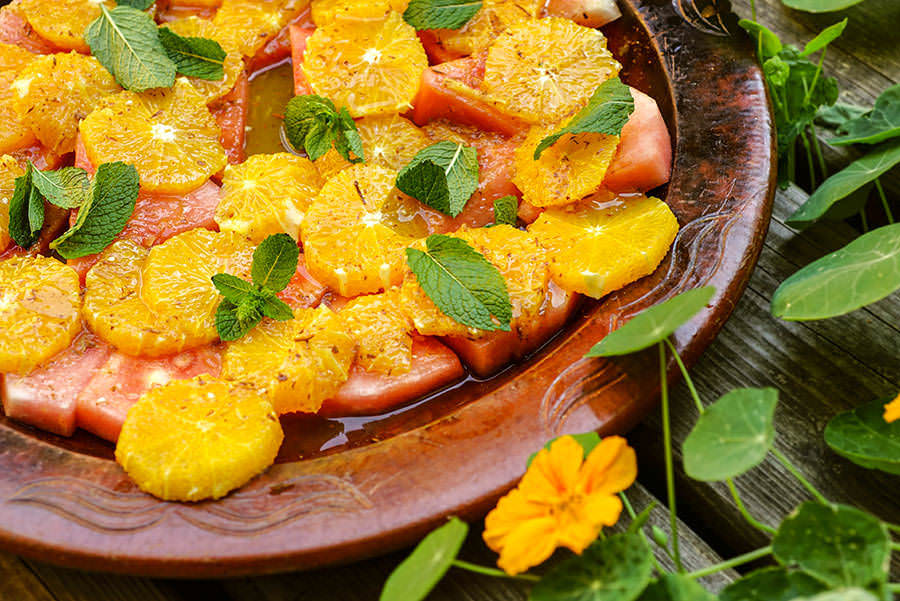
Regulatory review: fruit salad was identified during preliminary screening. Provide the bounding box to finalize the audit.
[0,0,676,502]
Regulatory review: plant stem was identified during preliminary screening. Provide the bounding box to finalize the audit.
[659,342,684,572]
[771,448,828,504]
[860,208,870,233]
[686,546,773,579]
[890,541,900,553]
[810,124,828,181]
[887,583,900,594]
[451,560,540,582]
[664,338,704,415]
[886,522,900,534]
[800,130,817,190]
[875,179,895,224]
[750,0,757,21]
[804,49,827,107]
[727,478,777,535]
[621,492,637,519]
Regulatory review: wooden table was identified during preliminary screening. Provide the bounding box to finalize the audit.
[2,0,898,598]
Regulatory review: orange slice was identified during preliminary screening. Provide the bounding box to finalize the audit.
[80,79,226,194]
[302,11,427,118]
[221,305,356,414]
[0,255,81,375]
[0,154,24,252]
[16,0,115,53]
[0,41,34,72]
[212,0,306,58]
[310,0,409,26]
[0,43,38,155]
[528,192,679,298]
[163,17,244,104]
[339,289,412,376]
[115,375,283,502]
[428,0,542,58]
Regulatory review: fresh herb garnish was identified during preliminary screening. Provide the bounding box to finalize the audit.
[283,95,364,163]
[158,27,227,81]
[829,83,900,146]
[396,141,479,217]
[8,163,92,249]
[30,166,90,209]
[115,0,155,8]
[533,77,635,159]
[212,233,298,341]
[405,234,511,332]
[402,0,483,31]
[491,195,518,226]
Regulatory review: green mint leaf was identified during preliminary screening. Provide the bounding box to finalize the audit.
[258,291,294,321]
[396,141,478,217]
[491,195,517,226]
[211,273,256,305]
[7,163,43,249]
[30,165,90,209]
[283,95,364,163]
[534,77,634,159]
[333,107,365,164]
[216,299,262,342]
[405,234,511,332]
[158,27,226,81]
[116,0,155,8]
[380,517,468,601]
[829,82,900,146]
[799,18,847,57]
[251,233,300,292]
[85,5,176,92]
[51,162,139,259]
[403,0,482,30]
[738,19,782,60]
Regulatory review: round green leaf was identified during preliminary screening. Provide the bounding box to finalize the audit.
[780,0,864,12]
[637,574,715,601]
[380,517,468,601]
[719,568,826,601]
[529,533,653,601]
[586,287,715,357]
[773,502,890,590]
[683,388,777,481]
[793,589,880,601]
[824,399,900,475]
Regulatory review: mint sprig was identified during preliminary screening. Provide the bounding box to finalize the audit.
[396,141,479,217]
[491,195,518,227]
[283,95,364,163]
[8,163,91,249]
[213,233,298,341]
[158,27,227,81]
[116,0,155,9]
[31,166,90,209]
[405,234,511,332]
[403,0,483,30]
[534,77,635,159]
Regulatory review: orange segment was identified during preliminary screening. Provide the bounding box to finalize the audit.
[0,154,24,252]
[221,305,356,414]
[212,0,307,58]
[482,17,620,124]
[0,256,81,375]
[141,228,255,347]
[215,153,323,243]
[427,0,542,58]
[528,192,679,298]
[163,17,244,104]
[339,289,412,376]
[513,123,619,207]
[310,0,408,26]
[13,52,120,155]
[302,11,427,117]
[0,42,34,72]
[83,240,191,358]
[0,43,38,155]
[16,0,115,53]
[115,375,283,502]
[80,79,226,194]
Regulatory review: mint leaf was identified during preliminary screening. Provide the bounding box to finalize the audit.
[396,141,479,217]
[158,27,226,81]
[116,0,155,9]
[492,195,517,226]
[85,5,176,92]
[251,233,299,292]
[212,273,256,305]
[31,165,89,209]
[7,164,43,249]
[403,0,483,30]
[534,77,634,159]
[51,162,139,259]
[216,299,262,342]
[283,95,365,163]
[258,289,294,321]
[405,234,511,332]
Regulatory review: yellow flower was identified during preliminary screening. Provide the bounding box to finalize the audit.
[483,435,637,575]
[885,393,900,423]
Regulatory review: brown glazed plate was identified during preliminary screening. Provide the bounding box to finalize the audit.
[0,0,775,578]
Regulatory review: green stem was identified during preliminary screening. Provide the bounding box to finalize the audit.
[890,542,900,552]
[860,208,870,233]
[686,546,773,579]
[810,123,828,181]
[621,492,637,519]
[875,179,895,224]
[727,478,777,535]
[887,583,900,594]
[771,448,828,504]
[800,130,817,191]
[804,49,827,107]
[451,560,540,582]
[659,342,684,572]
[886,522,900,534]
[663,338,704,415]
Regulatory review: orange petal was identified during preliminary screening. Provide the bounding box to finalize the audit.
[579,435,637,496]
[520,435,584,500]
[885,393,900,423]
[495,516,559,575]
[483,488,548,553]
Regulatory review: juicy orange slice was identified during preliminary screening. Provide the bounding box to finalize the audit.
[80,79,226,194]
[0,43,38,155]
[399,225,550,338]
[216,153,323,243]
[528,192,679,298]
[162,17,244,104]
[212,0,306,58]
[0,255,81,375]
[0,42,35,72]
[310,0,408,26]
[302,11,427,118]
[115,375,283,502]
[141,228,255,348]
[0,154,24,253]
[13,52,120,155]
[513,123,619,207]
[313,113,430,181]
[221,305,356,414]
[16,0,114,53]
[301,164,424,297]
[428,0,542,58]
[482,17,620,124]
[83,240,191,358]
[339,289,412,376]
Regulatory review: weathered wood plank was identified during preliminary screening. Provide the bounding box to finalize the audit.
[23,560,179,601]
[0,553,57,601]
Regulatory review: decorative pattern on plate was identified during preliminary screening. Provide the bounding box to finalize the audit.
[540,359,628,436]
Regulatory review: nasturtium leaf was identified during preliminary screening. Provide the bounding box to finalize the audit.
[380,517,468,601]
[157,27,226,81]
[403,0,483,30]
[7,163,42,249]
[529,533,653,601]
[405,234,511,332]
[396,141,479,217]
[492,195,518,226]
[85,5,176,92]
[215,299,262,342]
[526,431,602,467]
[719,568,827,601]
[817,181,872,222]
[800,18,847,57]
[283,95,364,163]
[586,287,716,357]
[773,502,890,590]
[51,162,139,259]
[824,399,900,475]
[738,19,782,59]
[683,387,777,481]
[787,140,900,227]
[771,224,900,321]
[792,589,879,601]
[780,0,864,12]
[816,103,868,130]
[211,273,256,305]
[636,574,716,601]
[116,0,154,8]
[251,233,300,292]
[830,83,900,146]
[30,165,89,209]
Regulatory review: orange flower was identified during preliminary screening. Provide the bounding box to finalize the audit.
[885,393,900,423]
[483,435,637,575]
